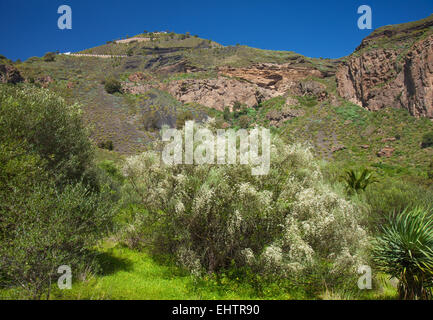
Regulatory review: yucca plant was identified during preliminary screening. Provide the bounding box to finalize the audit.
[373,207,433,300]
[341,168,377,195]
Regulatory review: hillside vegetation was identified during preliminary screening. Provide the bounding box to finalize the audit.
[2,19,433,300]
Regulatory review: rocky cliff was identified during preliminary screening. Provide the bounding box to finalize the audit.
[0,63,24,84]
[123,63,332,111]
[336,15,433,118]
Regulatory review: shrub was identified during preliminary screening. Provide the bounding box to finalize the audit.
[373,207,433,299]
[233,101,242,113]
[0,182,114,299]
[142,110,160,131]
[421,132,433,148]
[0,84,115,299]
[238,115,250,129]
[104,78,122,94]
[43,52,56,62]
[0,84,95,186]
[98,140,114,151]
[365,178,433,228]
[121,121,368,285]
[223,106,231,121]
[341,168,377,195]
[98,160,124,184]
[176,110,194,129]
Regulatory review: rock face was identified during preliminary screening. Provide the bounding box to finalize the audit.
[377,147,395,158]
[161,78,279,111]
[336,15,433,119]
[292,81,328,101]
[128,72,147,82]
[156,63,328,110]
[0,64,24,84]
[218,63,325,93]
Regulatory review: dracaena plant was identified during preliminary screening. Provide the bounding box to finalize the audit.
[373,207,433,300]
[341,168,377,195]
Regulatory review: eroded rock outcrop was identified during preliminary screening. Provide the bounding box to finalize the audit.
[336,15,433,118]
[155,63,329,110]
[162,78,278,111]
[0,64,24,84]
[218,63,325,93]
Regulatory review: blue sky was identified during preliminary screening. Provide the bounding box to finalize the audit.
[1,0,432,61]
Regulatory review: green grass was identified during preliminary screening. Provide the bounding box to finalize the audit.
[44,243,291,300]
[0,241,397,300]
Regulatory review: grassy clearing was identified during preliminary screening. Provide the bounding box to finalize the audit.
[1,241,397,300]
[32,243,291,300]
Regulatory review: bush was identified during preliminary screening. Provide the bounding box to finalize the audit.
[238,115,250,129]
[98,160,124,184]
[373,207,433,300]
[0,182,114,299]
[365,178,433,228]
[223,106,231,121]
[341,168,377,195]
[421,132,433,148]
[104,78,122,94]
[142,110,160,131]
[98,140,114,151]
[121,121,368,285]
[0,84,95,187]
[0,84,115,299]
[43,52,56,62]
[176,110,194,129]
[233,101,242,113]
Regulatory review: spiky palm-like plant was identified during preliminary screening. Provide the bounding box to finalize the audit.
[341,168,377,195]
[373,207,433,300]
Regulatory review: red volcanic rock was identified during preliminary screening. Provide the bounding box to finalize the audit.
[377,147,395,158]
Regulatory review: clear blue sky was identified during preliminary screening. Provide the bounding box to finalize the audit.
[1,0,432,61]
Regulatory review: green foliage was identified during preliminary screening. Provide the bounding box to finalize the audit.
[98,140,114,151]
[121,123,368,287]
[421,132,433,148]
[233,101,242,113]
[238,115,250,129]
[142,110,160,131]
[223,106,231,121]
[126,48,134,57]
[334,103,368,125]
[176,109,194,129]
[0,84,115,299]
[341,168,377,195]
[0,182,114,299]
[43,52,56,62]
[98,160,125,185]
[296,95,318,108]
[373,207,433,300]
[104,78,122,94]
[0,84,95,187]
[428,161,433,180]
[364,178,433,228]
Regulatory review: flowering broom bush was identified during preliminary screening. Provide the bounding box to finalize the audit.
[121,121,369,282]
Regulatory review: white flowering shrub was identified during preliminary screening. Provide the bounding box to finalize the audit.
[121,121,369,281]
